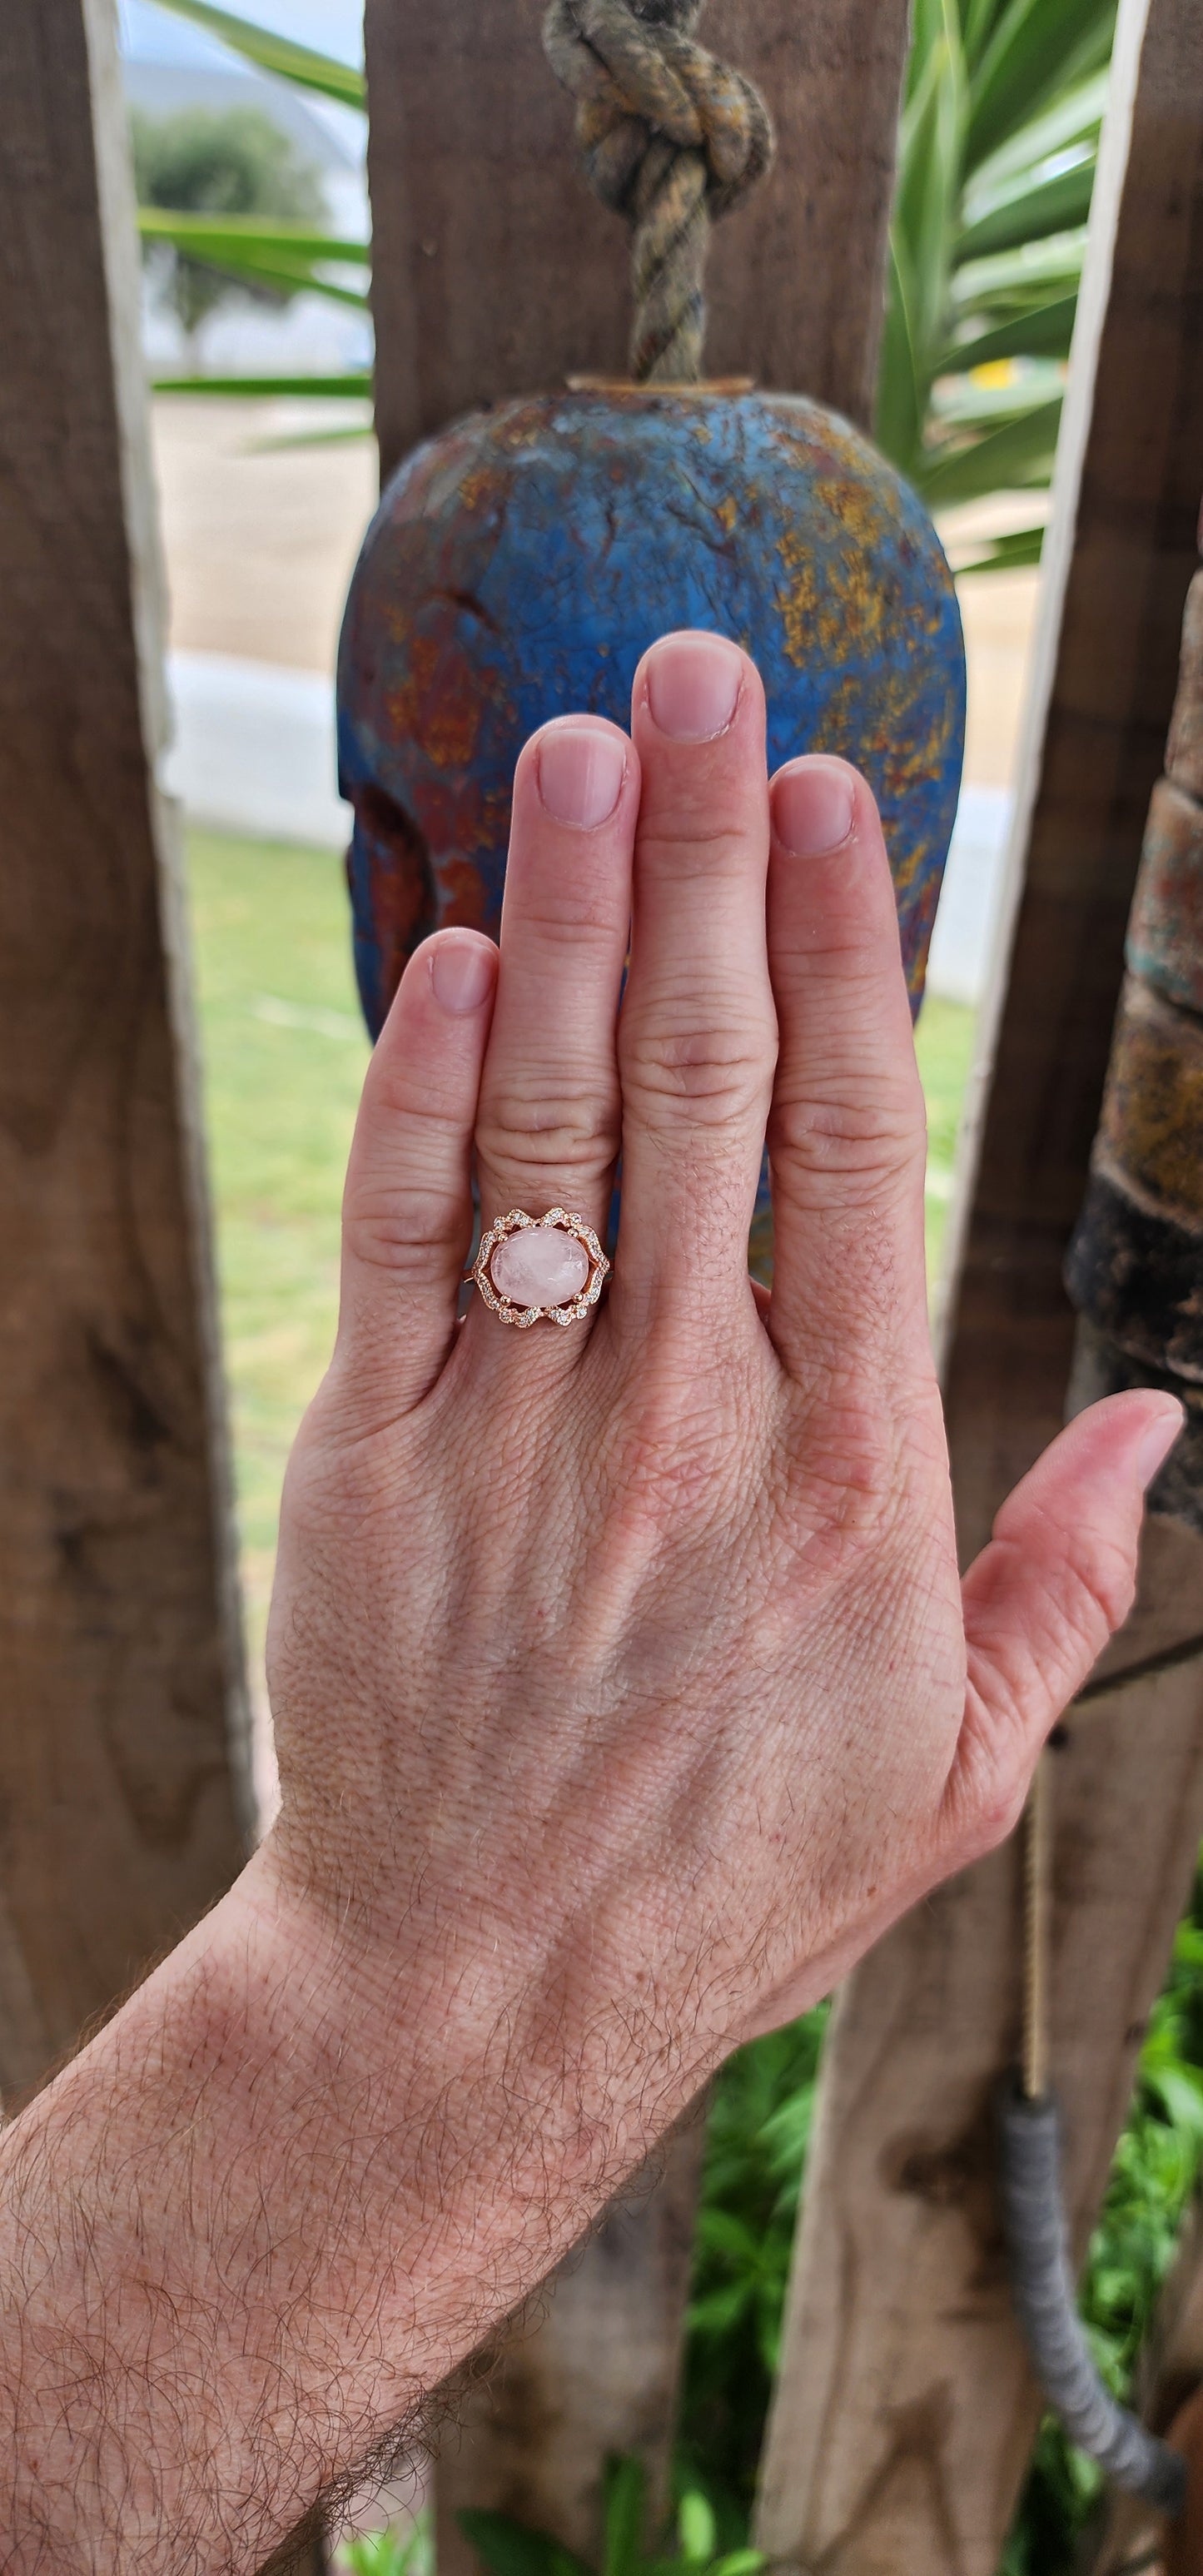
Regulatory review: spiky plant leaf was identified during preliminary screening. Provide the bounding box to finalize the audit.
[149,0,365,107]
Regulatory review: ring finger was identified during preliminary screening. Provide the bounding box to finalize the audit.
[470,714,639,1350]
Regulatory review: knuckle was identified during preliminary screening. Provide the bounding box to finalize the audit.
[768,1080,924,1199]
[621,1007,773,1125]
[344,1181,465,1281]
[1061,1521,1139,1644]
[638,818,758,880]
[476,1077,620,1186]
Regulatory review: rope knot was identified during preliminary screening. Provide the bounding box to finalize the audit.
[543,0,775,382]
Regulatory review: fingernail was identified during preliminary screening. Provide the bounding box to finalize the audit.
[773,758,856,856]
[646,632,742,741]
[1135,1399,1185,1489]
[430,935,495,1015]
[537,725,626,828]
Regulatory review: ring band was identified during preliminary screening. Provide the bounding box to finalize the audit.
[467,1207,610,1328]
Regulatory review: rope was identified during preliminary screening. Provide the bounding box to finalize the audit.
[542,0,775,383]
[1022,1753,1052,2102]
[999,2086,1189,2517]
[1006,1753,1189,2517]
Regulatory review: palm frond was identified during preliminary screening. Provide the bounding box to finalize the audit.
[149,0,365,109]
[919,394,1061,505]
[952,522,1047,572]
[152,370,373,396]
[967,0,1116,167]
[939,291,1076,369]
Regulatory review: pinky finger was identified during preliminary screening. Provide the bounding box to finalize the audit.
[331,929,497,1425]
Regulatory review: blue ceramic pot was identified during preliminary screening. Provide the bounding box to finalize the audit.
[337,385,965,1273]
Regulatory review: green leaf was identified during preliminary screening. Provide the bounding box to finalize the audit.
[137,209,368,263]
[150,0,365,107]
[952,521,1046,572]
[158,245,368,307]
[456,2513,593,2576]
[874,233,927,477]
[956,150,1095,257]
[249,420,374,450]
[962,65,1106,193]
[602,2458,645,2576]
[918,392,1061,504]
[967,0,1116,167]
[939,291,1076,368]
[693,2208,764,2265]
[152,370,372,396]
[933,361,1065,421]
[951,225,1087,311]
[892,7,968,363]
[960,0,1005,69]
[687,2281,755,2338]
[676,2490,717,2564]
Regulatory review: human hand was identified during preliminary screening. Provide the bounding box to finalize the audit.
[264,625,1180,2150]
[2,631,1181,2571]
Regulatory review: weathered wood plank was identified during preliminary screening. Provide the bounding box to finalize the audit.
[757,1521,1203,2576]
[0,0,251,2093]
[755,0,1203,2563]
[360,2,914,2558]
[364,0,912,480]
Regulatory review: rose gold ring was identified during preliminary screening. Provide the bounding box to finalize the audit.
[466,1207,610,1329]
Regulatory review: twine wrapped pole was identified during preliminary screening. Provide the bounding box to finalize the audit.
[542,0,774,381]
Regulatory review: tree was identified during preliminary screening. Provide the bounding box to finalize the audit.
[131,105,328,357]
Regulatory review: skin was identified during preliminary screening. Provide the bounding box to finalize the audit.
[0,632,1185,2571]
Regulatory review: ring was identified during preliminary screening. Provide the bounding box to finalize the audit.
[467,1208,610,1329]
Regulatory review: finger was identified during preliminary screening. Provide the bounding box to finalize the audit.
[615,632,776,1315]
[764,757,928,1384]
[331,927,497,1421]
[947,1393,1185,1849]
[471,718,637,1349]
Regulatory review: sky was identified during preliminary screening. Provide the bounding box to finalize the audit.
[118,0,365,70]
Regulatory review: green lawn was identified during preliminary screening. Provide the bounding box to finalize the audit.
[186,828,370,1679]
[185,826,975,1692]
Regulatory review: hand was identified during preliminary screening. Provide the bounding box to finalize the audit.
[0,630,1179,2572]
[266,622,1178,2111]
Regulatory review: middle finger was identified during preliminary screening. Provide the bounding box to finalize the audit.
[616,631,777,1319]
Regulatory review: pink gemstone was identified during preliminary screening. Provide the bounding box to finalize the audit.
[490,1225,591,1308]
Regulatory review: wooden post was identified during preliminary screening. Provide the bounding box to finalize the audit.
[0,0,251,2092]
[1,11,326,2565]
[364,0,912,480]
[360,0,913,2557]
[754,2,1203,2568]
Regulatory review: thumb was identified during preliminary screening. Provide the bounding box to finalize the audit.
[948,1391,1184,1847]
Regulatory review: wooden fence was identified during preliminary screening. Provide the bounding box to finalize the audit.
[1,4,1201,2574]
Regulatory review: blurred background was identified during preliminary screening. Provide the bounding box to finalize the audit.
[122,10,1176,2568]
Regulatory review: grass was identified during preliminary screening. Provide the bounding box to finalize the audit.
[186,827,369,1681]
[184,823,976,1697]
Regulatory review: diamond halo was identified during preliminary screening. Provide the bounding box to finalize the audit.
[467,1207,610,1329]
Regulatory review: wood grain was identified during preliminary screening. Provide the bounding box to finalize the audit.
[0,0,250,2088]
[360,2,915,2556]
[363,0,912,480]
[755,0,1203,2564]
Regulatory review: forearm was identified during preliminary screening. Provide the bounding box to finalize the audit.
[0,1847,638,2574]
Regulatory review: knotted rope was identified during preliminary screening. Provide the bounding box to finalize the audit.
[542,0,774,383]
